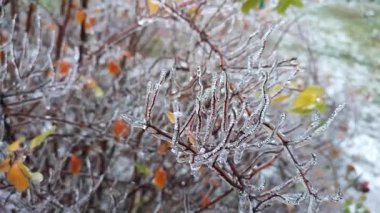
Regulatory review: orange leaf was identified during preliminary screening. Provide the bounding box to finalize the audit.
[70,154,82,175]
[113,119,130,140]
[158,141,171,155]
[123,50,133,59]
[85,17,97,29]
[0,158,11,173]
[153,166,167,189]
[107,59,121,76]
[75,9,86,23]
[57,60,71,78]
[201,194,211,208]
[7,160,29,192]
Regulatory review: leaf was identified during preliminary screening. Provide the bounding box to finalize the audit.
[85,17,96,29]
[0,158,11,173]
[166,112,176,124]
[113,119,130,140]
[147,0,160,15]
[135,162,150,176]
[75,9,86,23]
[201,194,211,208]
[18,162,43,184]
[30,126,56,151]
[187,131,197,146]
[290,85,326,114]
[7,160,29,192]
[158,141,171,155]
[276,0,303,15]
[57,60,71,78]
[7,137,26,152]
[70,154,82,175]
[241,0,259,14]
[107,59,121,76]
[272,95,290,105]
[153,166,167,189]
[94,84,104,98]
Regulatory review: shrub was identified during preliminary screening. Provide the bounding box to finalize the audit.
[0,0,344,212]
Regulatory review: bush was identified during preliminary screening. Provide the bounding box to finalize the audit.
[0,0,344,212]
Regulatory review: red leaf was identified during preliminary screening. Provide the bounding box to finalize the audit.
[70,154,82,175]
[107,59,121,76]
[153,166,167,189]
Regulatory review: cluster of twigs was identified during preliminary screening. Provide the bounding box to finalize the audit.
[0,0,345,212]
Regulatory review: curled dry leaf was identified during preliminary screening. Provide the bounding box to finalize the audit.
[70,154,82,175]
[153,166,167,189]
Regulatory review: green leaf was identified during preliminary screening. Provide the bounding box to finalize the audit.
[290,85,326,114]
[30,126,56,151]
[135,162,150,176]
[241,0,259,14]
[276,0,303,15]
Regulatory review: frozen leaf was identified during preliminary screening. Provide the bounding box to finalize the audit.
[113,119,130,140]
[147,0,160,15]
[135,162,150,176]
[57,60,71,78]
[75,9,86,23]
[94,84,104,98]
[0,158,11,173]
[290,85,326,114]
[7,137,25,152]
[201,194,211,208]
[70,154,82,175]
[276,0,303,15]
[158,141,171,155]
[107,59,121,76]
[85,17,96,29]
[123,50,133,59]
[166,112,176,124]
[272,94,289,105]
[241,0,259,14]
[153,166,167,189]
[7,160,29,192]
[30,126,56,151]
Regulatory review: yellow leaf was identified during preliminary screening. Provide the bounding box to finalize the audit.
[272,94,289,105]
[147,0,160,15]
[0,158,11,173]
[166,112,176,124]
[7,160,29,192]
[290,85,326,114]
[30,126,56,151]
[18,162,43,184]
[7,137,26,152]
